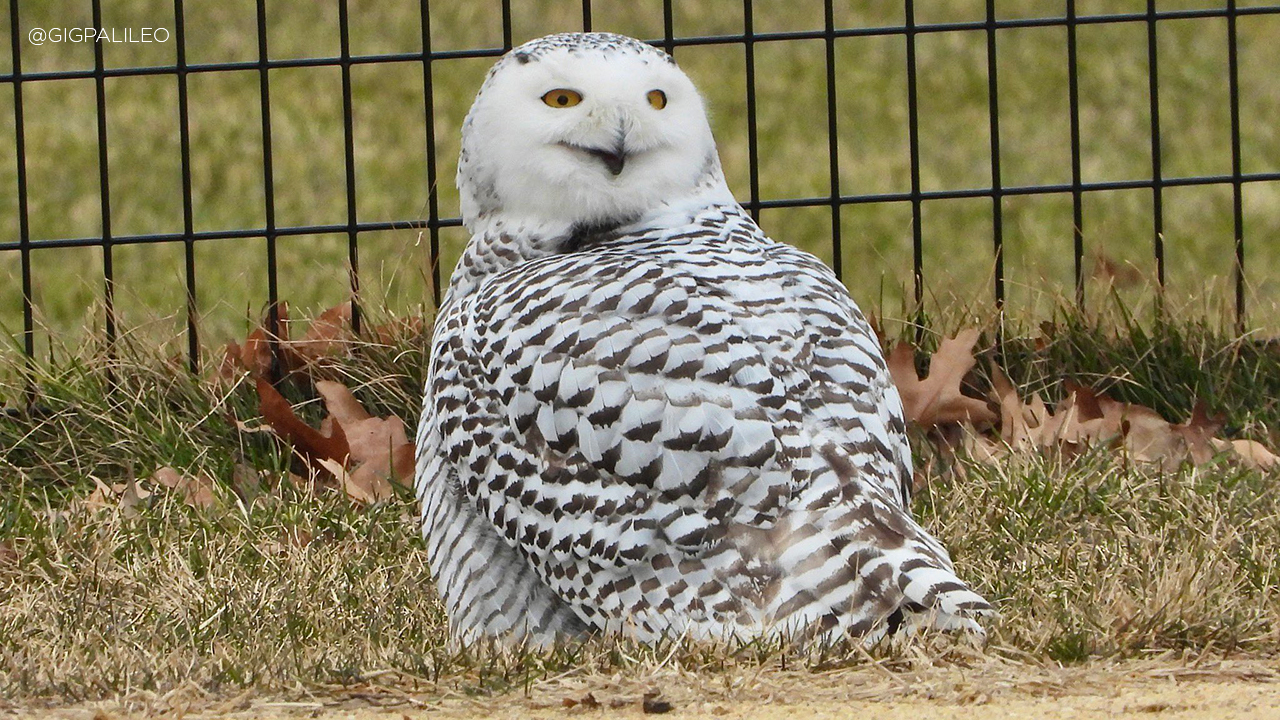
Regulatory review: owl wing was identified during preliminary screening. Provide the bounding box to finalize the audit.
[426,240,916,634]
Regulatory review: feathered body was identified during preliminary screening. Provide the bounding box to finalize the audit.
[415,32,990,646]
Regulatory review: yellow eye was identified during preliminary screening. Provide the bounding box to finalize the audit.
[647,89,667,110]
[542,89,583,108]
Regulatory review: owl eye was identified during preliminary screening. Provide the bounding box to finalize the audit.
[647,89,667,110]
[542,89,583,108]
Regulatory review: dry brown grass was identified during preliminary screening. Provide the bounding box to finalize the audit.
[2,448,1277,703]
[2,311,1278,703]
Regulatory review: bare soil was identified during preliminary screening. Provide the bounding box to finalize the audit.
[9,658,1279,720]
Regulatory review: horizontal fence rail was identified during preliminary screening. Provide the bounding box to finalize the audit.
[3,0,1279,374]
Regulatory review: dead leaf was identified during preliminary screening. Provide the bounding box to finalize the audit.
[1043,386,1117,451]
[1213,438,1280,471]
[887,329,997,427]
[277,526,314,552]
[85,478,152,514]
[865,310,884,344]
[315,380,373,426]
[315,380,413,502]
[241,303,291,379]
[1120,406,1186,471]
[257,376,350,468]
[962,428,1008,464]
[289,301,353,363]
[151,466,217,510]
[1171,403,1223,466]
[1091,249,1143,288]
[991,364,1038,449]
[119,479,151,511]
[0,540,18,568]
[232,417,273,434]
[231,462,263,504]
[214,342,242,381]
[316,381,414,479]
[217,302,366,387]
[84,479,121,509]
[978,372,1278,472]
[216,303,302,381]
[317,458,390,504]
[254,378,412,503]
[1035,321,1056,352]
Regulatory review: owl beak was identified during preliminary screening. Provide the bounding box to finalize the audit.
[559,140,631,176]
[584,145,628,176]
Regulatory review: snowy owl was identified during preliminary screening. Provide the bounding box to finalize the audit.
[415,32,991,646]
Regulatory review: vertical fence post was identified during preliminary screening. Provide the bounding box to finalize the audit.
[662,0,675,56]
[1226,0,1247,332]
[742,0,760,222]
[823,0,842,282]
[1067,0,1085,311]
[501,0,512,50]
[91,0,116,379]
[174,0,199,373]
[420,0,442,309]
[338,0,361,335]
[1146,0,1166,303]
[8,0,35,404]
[985,0,1004,314]
[904,0,924,341]
[255,0,281,379]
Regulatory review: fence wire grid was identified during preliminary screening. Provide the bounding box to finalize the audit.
[3,1,1280,375]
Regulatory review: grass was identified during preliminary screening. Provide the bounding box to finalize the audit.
[0,306,431,494]
[2,0,1280,360]
[2,0,1280,706]
[1,306,1278,701]
[6,454,1276,700]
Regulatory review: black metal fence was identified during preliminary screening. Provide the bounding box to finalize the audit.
[3,1,1280,374]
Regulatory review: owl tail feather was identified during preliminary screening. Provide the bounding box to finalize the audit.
[890,563,995,639]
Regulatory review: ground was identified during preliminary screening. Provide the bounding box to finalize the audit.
[3,6,1280,717]
[4,1,1280,346]
[10,659,1279,719]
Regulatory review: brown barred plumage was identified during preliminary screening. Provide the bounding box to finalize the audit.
[415,32,991,646]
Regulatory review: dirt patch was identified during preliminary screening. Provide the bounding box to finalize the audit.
[11,658,1279,720]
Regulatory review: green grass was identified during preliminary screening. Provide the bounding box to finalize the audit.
[5,452,1276,700]
[0,306,431,494]
[2,0,1280,704]
[2,0,1279,360]
[1,309,1278,700]
[924,452,1280,661]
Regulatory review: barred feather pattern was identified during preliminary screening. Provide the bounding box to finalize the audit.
[415,201,991,646]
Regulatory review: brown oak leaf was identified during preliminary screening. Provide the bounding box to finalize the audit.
[256,376,351,468]
[286,301,353,365]
[255,377,412,503]
[888,329,997,427]
[1213,438,1280,471]
[151,466,218,510]
[314,380,413,503]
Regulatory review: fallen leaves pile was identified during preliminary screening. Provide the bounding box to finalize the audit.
[221,302,416,504]
[88,303,418,511]
[887,328,1279,474]
[89,305,1275,514]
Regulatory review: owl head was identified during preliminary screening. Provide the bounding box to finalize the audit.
[456,33,733,235]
